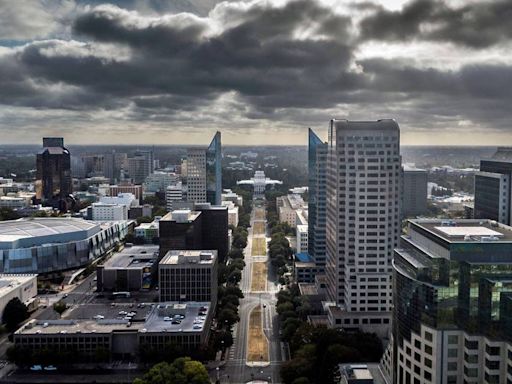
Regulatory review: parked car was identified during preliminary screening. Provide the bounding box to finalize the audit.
[44,365,57,371]
[30,365,43,371]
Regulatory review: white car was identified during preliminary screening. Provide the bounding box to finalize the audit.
[30,365,43,371]
[193,319,203,324]
[193,324,202,329]
[93,315,104,320]
[118,311,128,316]
[44,365,57,371]
[163,316,172,321]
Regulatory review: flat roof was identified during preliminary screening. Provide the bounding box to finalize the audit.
[434,226,503,238]
[102,245,159,269]
[295,252,313,263]
[160,250,217,265]
[17,302,211,335]
[411,219,512,242]
[0,274,37,297]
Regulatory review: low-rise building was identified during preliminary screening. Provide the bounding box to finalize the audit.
[277,194,307,227]
[296,225,308,254]
[134,219,160,244]
[14,301,213,361]
[222,201,239,227]
[294,252,320,283]
[0,274,37,318]
[222,190,243,207]
[90,203,128,221]
[159,250,218,306]
[96,245,158,291]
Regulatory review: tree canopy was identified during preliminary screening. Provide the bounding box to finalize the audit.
[2,297,28,331]
[133,357,209,384]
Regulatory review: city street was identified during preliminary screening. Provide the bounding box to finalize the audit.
[223,197,283,384]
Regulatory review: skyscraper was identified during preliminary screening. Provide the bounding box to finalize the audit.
[308,128,328,271]
[36,137,72,208]
[186,131,222,205]
[474,147,512,225]
[325,119,401,335]
[401,164,428,218]
[386,219,512,384]
[206,131,222,205]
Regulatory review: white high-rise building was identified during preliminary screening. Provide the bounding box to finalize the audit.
[186,148,207,204]
[166,183,184,211]
[325,119,401,336]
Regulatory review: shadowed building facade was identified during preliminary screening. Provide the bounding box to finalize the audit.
[36,137,72,209]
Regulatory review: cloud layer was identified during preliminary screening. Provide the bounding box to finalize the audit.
[0,0,511,144]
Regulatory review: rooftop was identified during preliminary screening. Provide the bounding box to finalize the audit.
[17,302,211,335]
[0,274,37,297]
[160,250,217,266]
[161,210,201,223]
[295,252,313,263]
[410,219,512,242]
[0,218,101,248]
[102,245,159,269]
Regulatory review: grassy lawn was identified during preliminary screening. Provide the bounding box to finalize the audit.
[251,238,267,256]
[254,209,266,220]
[253,222,266,235]
[247,306,269,362]
[251,262,267,292]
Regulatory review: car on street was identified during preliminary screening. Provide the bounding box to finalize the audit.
[44,365,57,371]
[163,316,172,321]
[30,365,43,371]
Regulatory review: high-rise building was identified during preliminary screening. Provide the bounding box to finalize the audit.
[308,128,328,270]
[186,132,221,205]
[386,219,512,384]
[195,203,229,263]
[206,131,222,205]
[325,119,401,335]
[159,205,228,262]
[402,164,428,218]
[474,147,512,225]
[36,137,72,208]
[159,250,218,306]
[166,183,184,211]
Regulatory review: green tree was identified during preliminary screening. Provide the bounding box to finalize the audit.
[133,357,209,384]
[2,297,28,331]
[53,301,67,317]
[227,247,244,259]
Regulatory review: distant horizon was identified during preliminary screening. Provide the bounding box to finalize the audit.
[1,1,512,146]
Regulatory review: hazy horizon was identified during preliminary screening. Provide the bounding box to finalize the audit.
[1,0,512,145]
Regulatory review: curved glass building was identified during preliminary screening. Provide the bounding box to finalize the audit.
[387,219,512,384]
[0,218,129,274]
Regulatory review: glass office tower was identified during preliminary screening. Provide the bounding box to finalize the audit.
[386,219,512,384]
[206,131,222,206]
[308,128,327,270]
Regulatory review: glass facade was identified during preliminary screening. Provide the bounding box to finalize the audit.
[206,131,222,205]
[393,221,512,355]
[0,222,128,274]
[474,174,501,222]
[308,128,327,269]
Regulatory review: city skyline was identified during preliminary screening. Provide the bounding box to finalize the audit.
[1,0,512,146]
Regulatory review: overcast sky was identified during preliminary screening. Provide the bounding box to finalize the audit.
[0,0,511,146]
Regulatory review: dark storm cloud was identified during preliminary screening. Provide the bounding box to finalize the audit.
[359,0,512,48]
[0,0,356,113]
[1,0,512,136]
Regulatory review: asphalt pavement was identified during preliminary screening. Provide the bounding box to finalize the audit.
[223,196,284,384]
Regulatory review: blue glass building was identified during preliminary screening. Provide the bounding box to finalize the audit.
[206,131,222,206]
[307,128,327,270]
